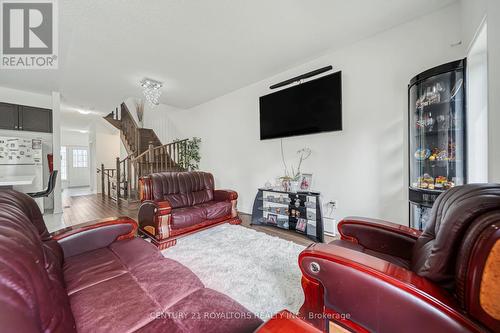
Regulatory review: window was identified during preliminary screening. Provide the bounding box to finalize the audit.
[60,146,67,180]
[72,149,88,168]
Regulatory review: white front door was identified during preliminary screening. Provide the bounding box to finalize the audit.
[67,146,90,187]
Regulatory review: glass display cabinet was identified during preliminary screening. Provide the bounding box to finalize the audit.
[408,59,467,230]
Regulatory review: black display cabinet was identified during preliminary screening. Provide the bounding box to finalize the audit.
[251,188,324,243]
[408,59,467,230]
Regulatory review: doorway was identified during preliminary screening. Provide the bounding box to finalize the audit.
[62,145,91,189]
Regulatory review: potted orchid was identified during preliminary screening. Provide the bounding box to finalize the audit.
[280,147,312,192]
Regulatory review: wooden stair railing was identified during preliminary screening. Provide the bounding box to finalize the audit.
[100,103,189,202]
[104,102,162,155]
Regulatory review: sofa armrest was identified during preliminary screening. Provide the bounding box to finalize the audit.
[51,216,137,258]
[213,189,238,201]
[299,243,483,333]
[338,216,422,261]
[138,200,173,239]
[214,190,239,218]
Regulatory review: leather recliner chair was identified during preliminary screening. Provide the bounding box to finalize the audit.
[138,171,241,249]
[298,184,500,332]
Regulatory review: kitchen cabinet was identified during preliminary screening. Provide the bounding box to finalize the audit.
[0,102,19,130]
[0,102,52,133]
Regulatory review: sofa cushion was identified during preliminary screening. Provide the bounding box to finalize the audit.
[110,239,205,311]
[69,273,160,333]
[137,288,262,333]
[66,238,207,333]
[171,206,206,230]
[330,239,410,269]
[64,247,128,295]
[65,237,262,333]
[150,172,215,207]
[109,236,164,269]
[198,201,232,220]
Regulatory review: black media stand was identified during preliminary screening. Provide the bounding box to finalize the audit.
[251,188,324,243]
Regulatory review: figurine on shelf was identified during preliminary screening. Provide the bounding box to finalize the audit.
[448,141,457,161]
[415,148,431,160]
[305,200,315,209]
[414,173,434,189]
[436,150,448,161]
[416,113,434,130]
[416,82,444,108]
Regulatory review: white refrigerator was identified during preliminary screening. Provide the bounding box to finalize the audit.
[0,136,44,210]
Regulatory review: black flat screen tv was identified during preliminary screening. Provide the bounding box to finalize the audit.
[259,71,342,140]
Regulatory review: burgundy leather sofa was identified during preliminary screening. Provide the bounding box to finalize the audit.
[0,190,262,333]
[138,171,241,249]
[298,184,500,332]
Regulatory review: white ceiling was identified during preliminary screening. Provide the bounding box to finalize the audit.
[0,0,456,113]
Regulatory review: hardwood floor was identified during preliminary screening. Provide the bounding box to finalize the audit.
[62,194,139,226]
[57,193,335,246]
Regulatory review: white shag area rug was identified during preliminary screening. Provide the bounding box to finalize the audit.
[162,224,305,320]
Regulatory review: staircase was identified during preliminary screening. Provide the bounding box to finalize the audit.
[100,102,188,204]
[104,103,162,155]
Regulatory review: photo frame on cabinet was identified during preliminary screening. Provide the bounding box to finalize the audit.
[296,218,307,233]
[267,213,278,224]
[300,173,313,191]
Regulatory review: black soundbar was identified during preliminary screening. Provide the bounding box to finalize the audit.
[269,65,333,90]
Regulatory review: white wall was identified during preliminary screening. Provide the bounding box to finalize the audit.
[61,130,89,146]
[486,1,500,183]
[51,92,62,213]
[460,0,487,50]
[467,23,488,183]
[0,86,52,109]
[460,0,500,183]
[92,120,121,193]
[125,97,186,144]
[160,4,463,227]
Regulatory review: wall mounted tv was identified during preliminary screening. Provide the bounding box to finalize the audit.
[259,71,342,140]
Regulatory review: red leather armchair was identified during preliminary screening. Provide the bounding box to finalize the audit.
[138,171,241,249]
[298,184,500,333]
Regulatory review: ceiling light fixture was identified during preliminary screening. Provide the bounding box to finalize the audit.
[140,78,163,106]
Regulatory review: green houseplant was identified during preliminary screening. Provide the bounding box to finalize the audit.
[175,137,201,171]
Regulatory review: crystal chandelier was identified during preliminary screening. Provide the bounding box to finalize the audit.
[140,78,163,106]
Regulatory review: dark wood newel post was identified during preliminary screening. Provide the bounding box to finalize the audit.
[101,163,105,197]
[148,143,154,174]
[127,158,132,199]
[116,157,121,201]
[107,171,111,198]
